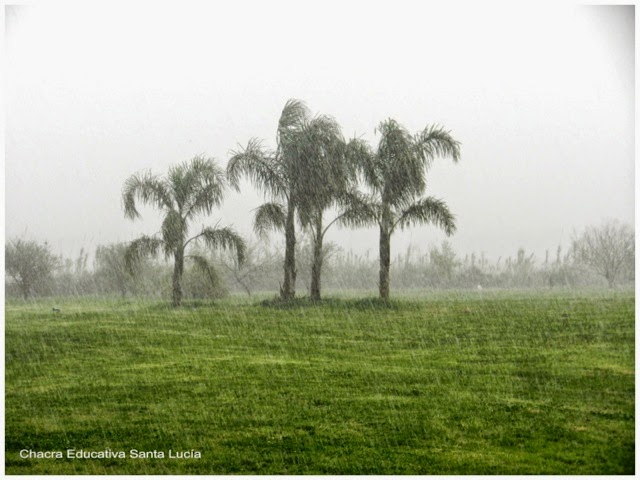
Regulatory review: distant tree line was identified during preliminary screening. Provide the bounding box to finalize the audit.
[5,219,634,300]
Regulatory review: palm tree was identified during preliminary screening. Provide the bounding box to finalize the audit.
[227,99,311,300]
[122,156,246,307]
[340,119,461,299]
[229,100,359,300]
[294,117,360,300]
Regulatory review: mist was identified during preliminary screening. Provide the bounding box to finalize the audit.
[4,2,634,264]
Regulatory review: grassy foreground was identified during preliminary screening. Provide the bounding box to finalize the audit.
[5,290,635,474]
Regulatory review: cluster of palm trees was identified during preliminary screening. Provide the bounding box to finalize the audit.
[123,99,461,306]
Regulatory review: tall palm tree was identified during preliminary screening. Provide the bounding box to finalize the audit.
[340,119,461,299]
[227,99,311,300]
[122,156,246,307]
[295,117,359,300]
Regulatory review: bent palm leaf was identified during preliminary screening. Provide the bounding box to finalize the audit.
[337,191,380,229]
[188,254,219,287]
[125,236,165,274]
[175,156,227,219]
[414,125,462,166]
[393,197,457,235]
[122,172,173,219]
[253,202,286,238]
[277,99,310,147]
[198,226,247,266]
[227,139,287,199]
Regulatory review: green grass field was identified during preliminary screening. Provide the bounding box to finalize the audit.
[5,289,635,474]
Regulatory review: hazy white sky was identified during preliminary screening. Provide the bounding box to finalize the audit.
[4,2,635,263]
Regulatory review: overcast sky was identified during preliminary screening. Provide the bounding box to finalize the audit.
[4,2,635,264]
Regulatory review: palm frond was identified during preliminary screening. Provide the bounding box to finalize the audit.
[375,119,412,159]
[124,235,165,274]
[297,114,346,173]
[346,136,373,168]
[227,139,287,199]
[297,205,319,231]
[375,118,426,202]
[277,98,310,145]
[187,254,218,287]
[293,114,353,218]
[178,156,227,219]
[122,171,173,219]
[393,196,456,235]
[253,202,286,238]
[335,191,380,229]
[307,114,344,144]
[414,125,461,167]
[345,136,378,191]
[198,226,247,266]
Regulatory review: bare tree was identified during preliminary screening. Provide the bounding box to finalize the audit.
[429,241,459,286]
[5,239,59,299]
[95,243,145,298]
[573,220,634,288]
[216,240,279,296]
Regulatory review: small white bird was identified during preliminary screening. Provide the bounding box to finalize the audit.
[477,285,483,291]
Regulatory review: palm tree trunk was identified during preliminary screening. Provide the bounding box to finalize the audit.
[172,247,185,307]
[281,202,296,300]
[379,226,391,300]
[310,214,323,301]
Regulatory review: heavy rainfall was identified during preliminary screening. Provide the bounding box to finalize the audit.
[4,2,636,475]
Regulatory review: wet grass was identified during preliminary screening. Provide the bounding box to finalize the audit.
[5,289,635,474]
